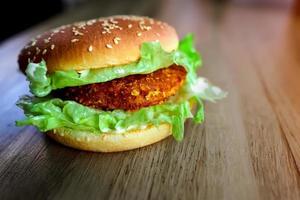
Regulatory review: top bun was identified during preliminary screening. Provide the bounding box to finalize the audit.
[18,15,178,73]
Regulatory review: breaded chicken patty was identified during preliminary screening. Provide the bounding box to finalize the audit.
[56,65,187,110]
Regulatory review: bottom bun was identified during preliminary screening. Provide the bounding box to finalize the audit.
[47,123,172,152]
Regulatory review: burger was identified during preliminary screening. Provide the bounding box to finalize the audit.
[16,15,226,152]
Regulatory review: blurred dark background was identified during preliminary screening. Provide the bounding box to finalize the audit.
[0,0,295,43]
[0,0,64,42]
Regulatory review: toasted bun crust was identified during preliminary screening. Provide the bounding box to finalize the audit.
[46,124,171,152]
[18,15,178,73]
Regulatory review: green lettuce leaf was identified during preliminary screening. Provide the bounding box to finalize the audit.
[26,61,51,97]
[16,96,198,141]
[26,34,201,97]
[189,77,227,102]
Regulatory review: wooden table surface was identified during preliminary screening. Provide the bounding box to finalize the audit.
[1,0,300,199]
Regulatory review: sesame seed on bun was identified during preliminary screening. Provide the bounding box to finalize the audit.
[18,15,179,73]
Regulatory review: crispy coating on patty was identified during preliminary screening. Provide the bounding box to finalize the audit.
[56,65,187,110]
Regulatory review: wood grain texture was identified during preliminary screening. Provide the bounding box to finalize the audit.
[1,0,300,199]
